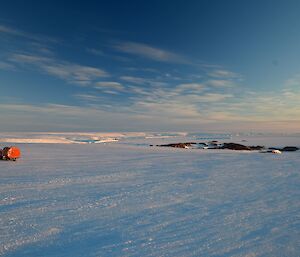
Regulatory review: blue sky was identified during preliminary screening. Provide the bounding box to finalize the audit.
[0,0,299,132]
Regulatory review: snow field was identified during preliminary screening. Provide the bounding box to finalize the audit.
[0,141,299,256]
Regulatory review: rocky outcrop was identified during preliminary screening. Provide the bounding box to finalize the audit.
[156,142,297,152]
[281,146,299,152]
[157,142,197,148]
[221,143,250,150]
[269,146,299,152]
[198,142,209,146]
[248,145,265,150]
[157,142,265,150]
[221,143,264,151]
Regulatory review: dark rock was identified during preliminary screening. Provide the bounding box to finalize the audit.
[249,145,265,150]
[281,146,299,152]
[157,142,266,151]
[268,147,279,150]
[221,143,265,151]
[269,146,299,152]
[221,143,251,150]
[157,142,196,148]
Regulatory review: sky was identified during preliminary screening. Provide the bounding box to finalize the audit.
[0,0,299,132]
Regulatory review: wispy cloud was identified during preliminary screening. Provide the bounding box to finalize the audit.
[121,79,234,123]
[209,69,240,79]
[1,84,300,132]
[124,67,160,73]
[44,64,108,85]
[10,53,52,63]
[175,83,206,93]
[120,76,148,84]
[3,24,298,132]
[190,93,233,102]
[0,103,149,131]
[113,41,188,63]
[116,74,300,130]
[0,24,59,43]
[9,53,109,85]
[120,76,169,88]
[94,81,124,91]
[74,94,102,101]
[284,74,300,92]
[0,24,33,38]
[0,61,15,70]
[86,48,105,56]
[206,79,236,87]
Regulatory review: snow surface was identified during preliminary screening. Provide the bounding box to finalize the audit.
[0,134,300,256]
[0,132,123,144]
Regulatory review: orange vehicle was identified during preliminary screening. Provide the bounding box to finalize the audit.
[1,146,21,161]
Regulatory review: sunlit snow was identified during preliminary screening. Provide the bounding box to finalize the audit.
[0,133,299,256]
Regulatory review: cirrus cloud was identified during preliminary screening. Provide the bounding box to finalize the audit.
[9,53,109,85]
[113,41,189,63]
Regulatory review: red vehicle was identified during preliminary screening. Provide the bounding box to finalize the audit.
[0,146,21,161]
